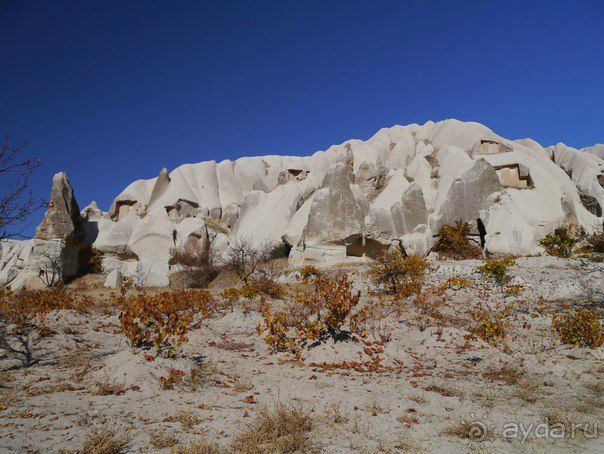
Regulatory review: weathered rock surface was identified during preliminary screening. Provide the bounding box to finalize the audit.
[433,158,501,232]
[104,268,123,288]
[2,119,602,287]
[35,172,81,241]
[306,163,365,241]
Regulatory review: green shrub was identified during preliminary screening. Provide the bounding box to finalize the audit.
[477,257,516,284]
[469,309,508,345]
[270,242,291,259]
[539,226,580,258]
[552,308,603,349]
[433,222,482,260]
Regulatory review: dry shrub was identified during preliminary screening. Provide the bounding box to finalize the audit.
[468,307,509,345]
[258,275,360,352]
[79,427,130,454]
[249,277,285,299]
[299,265,320,279]
[350,298,392,339]
[433,222,482,260]
[411,285,446,331]
[92,379,126,396]
[226,237,273,283]
[552,308,603,349]
[170,438,222,454]
[181,359,218,391]
[232,403,313,454]
[116,289,216,357]
[150,430,179,449]
[476,257,516,284]
[160,368,186,390]
[219,277,285,307]
[369,250,426,297]
[438,277,471,291]
[166,409,201,429]
[169,267,219,289]
[482,365,521,386]
[443,420,493,441]
[586,231,604,253]
[169,245,219,289]
[539,225,583,257]
[323,402,349,425]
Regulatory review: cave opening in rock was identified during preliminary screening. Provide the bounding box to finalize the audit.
[113,200,137,221]
[345,235,388,258]
[477,218,487,247]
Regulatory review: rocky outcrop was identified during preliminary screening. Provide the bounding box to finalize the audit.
[35,172,81,241]
[302,162,366,244]
[433,159,501,232]
[5,173,90,289]
[2,119,602,287]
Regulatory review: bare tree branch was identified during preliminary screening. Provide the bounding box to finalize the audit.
[226,237,273,283]
[35,250,63,287]
[0,136,43,240]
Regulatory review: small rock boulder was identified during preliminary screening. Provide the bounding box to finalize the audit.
[104,269,123,288]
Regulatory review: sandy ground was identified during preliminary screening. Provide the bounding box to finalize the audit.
[0,255,603,453]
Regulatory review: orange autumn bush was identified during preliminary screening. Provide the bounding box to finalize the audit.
[116,289,216,357]
[257,274,360,352]
[368,250,426,298]
[433,222,482,259]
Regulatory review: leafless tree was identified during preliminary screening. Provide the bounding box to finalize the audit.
[35,250,64,287]
[169,239,219,288]
[131,262,152,288]
[226,237,273,283]
[0,136,42,239]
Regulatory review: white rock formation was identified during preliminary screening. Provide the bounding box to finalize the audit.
[1,119,602,287]
[104,268,123,288]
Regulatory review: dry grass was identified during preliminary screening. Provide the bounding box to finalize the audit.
[364,400,389,416]
[482,365,521,386]
[232,403,314,454]
[181,360,218,391]
[150,430,179,449]
[410,394,428,405]
[78,427,130,454]
[233,376,254,393]
[424,384,463,398]
[26,382,81,396]
[61,352,93,370]
[92,379,126,396]
[323,402,349,425]
[443,420,493,441]
[170,438,223,453]
[166,410,201,429]
[512,375,543,403]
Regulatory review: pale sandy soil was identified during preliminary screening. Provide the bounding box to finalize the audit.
[0,256,602,453]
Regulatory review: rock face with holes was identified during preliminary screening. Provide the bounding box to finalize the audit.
[1,119,602,288]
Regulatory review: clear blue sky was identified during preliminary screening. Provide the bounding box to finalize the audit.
[1,0,603,236]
